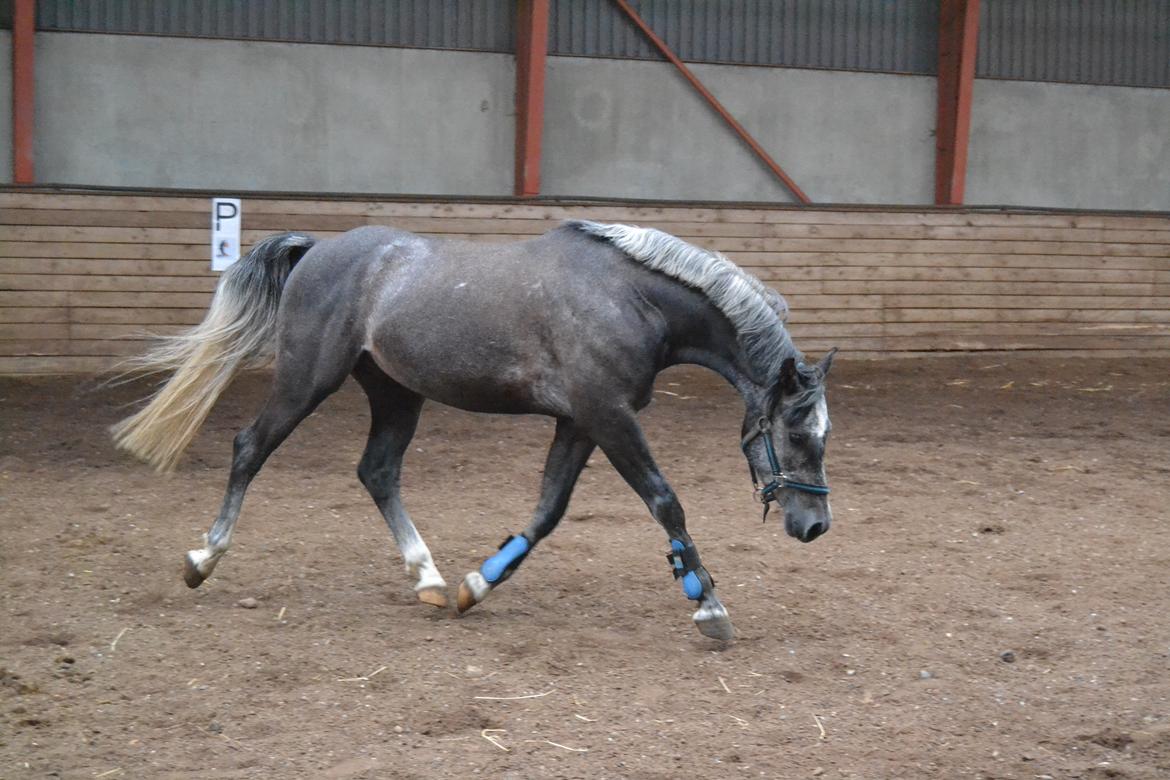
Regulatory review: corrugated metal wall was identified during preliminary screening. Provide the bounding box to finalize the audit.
[23,0,1170,88]
[978,0,1170,89]
[34,0,515,52]
[547,0,939,74]
[30,0,941,74]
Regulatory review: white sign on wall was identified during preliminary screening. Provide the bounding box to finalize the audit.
[211,197,242,271]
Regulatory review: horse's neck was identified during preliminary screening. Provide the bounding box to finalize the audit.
[650,281,772,397]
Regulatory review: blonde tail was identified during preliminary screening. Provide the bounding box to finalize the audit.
[110,233,316,472]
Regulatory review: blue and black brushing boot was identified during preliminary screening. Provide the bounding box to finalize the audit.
[666,539,707,600]
[457,533,532,613]
[482,534,532,585]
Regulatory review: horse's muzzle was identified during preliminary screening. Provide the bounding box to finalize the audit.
[799,521,827,543]
[787,515,830,543]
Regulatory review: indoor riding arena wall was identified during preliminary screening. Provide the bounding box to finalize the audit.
[1,189,1168,375]
[13,33,1170,210]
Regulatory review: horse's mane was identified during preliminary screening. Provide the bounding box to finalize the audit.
[566,219,796,379]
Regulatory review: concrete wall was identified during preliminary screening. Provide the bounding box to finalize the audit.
[966,79,1170,211]
[0,32,11,184]
[542,56,937,204]
[35,33,515,194]
[13,32,1170,209]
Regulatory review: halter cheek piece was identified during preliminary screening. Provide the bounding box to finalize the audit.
[740,417,830,520]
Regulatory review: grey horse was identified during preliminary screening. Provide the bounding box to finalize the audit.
[112,220,836,640]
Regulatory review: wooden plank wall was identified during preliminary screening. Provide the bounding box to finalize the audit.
[2,190,1169,373]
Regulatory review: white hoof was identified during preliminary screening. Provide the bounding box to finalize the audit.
[456,571,490,614]
[415,576,449,608]
[693,603,735,641]
[183,546,223,588]
[416,586,449,609]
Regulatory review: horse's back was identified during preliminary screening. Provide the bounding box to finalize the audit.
[281,224,661,415]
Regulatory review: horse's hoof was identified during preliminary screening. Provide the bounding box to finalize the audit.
[456,571,490,614]
[695,615,736,641]
[456,581,477,613]
[182,552,207,589]
[694,605,736,641]
[417,586,449,609]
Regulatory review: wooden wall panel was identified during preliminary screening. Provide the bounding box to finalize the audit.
[1,190,1167,373]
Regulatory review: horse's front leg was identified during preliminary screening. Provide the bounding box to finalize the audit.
[591,409,734,641]
[457,419,594,612]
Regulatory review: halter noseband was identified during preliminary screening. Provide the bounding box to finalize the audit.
[740,417,830,516]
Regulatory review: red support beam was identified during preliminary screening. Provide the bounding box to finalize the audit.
[12,0,36,184]
[612,0,810,204]
[935,0,980,205]
[514,0,549,197]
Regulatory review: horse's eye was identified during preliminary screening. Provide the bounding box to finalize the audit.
[788,432,807,446]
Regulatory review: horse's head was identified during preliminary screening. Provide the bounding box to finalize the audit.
[741,349,836,542]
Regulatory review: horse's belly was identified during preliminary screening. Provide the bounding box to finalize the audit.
[367,342,566,416]
[362,261,589,416]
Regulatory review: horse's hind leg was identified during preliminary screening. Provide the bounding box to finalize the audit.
[353,358,447,608]
[183,363,344,588]
[457,418,594,613]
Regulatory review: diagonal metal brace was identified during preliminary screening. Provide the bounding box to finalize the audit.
[611,0,811,204]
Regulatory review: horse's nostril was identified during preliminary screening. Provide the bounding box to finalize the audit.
[802,522,826,542]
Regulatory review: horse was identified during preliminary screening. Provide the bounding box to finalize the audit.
[111,220,836,640]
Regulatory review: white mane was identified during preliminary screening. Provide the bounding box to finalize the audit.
[567,220,792,377]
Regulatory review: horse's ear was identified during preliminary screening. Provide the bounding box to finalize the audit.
[817,347,839,378]
[778,356,800,396]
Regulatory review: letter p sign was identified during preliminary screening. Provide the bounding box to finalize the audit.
[211,197,242,271]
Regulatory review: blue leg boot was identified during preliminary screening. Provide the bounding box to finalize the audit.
[457,534,532,613]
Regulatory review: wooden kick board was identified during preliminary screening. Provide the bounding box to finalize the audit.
[2,190,1168,374]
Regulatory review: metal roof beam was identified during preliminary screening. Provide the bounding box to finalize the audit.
[514,0,550,197]
[12,0,36,184]
[935,0,980,205]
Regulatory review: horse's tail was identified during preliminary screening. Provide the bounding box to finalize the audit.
[110,232,317,472]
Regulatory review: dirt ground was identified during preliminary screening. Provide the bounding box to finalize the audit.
[2,355,1169,779]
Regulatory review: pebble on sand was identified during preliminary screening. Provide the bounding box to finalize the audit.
[237,597,259,609]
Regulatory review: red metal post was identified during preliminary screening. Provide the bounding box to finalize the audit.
[514,0,549,197]
[11,0,36,184]
[935,0,980,205]
[612,0,810,204]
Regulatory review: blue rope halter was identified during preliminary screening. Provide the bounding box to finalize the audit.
[740,417,829,519]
